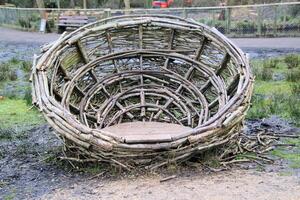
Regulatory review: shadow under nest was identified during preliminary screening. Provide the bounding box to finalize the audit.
[31,14,257,170]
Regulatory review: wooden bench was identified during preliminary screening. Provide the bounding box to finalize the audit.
[57,15,96,33]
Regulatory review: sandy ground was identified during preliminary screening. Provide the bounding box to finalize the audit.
[42,169,300,200]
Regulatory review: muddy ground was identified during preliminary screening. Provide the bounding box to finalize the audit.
[1,117,300,199]
[1,28,300,199]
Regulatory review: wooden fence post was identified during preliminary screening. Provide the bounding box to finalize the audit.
[183,8,187,19]
[282,4,287,32]
[145,0,152,8]
[104,8,111,18]
[124,0,130,15]
[257,6,262,36]
[273,5,278,36]
[225,7,231,34]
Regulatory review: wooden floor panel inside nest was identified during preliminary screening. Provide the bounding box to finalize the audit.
[103,122,192,144]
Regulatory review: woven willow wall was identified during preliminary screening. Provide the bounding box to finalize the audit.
[31,15,253,169]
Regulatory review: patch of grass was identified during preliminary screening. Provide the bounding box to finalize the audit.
[248,92,300,125]
[252,66,273,81]
[272,148,300,169]
[287,95,300,126]
[0,98,44,129]
[254,81,290,95]
[3,191,16,200]
[251,56,295,77]
[0,63,11,82]
[0,59,33,101]
[21,61,32,72]
[284,54,300,69]
[0,66,18,82]
[0,150,4,159]
[0,180,9,188]
[263,58,280,69]
[247,92,291,119]
[0,128,14,140]
[247,94,269,119]
[271,137,300,170]
[248,54,300,125]
[290,82,300,94]
[15,143,31,155]
[9,57,19,65]
[289,162,300,169]
[285,69,300,82]
[1,89,18,99]
[279,171,293,176]
[9,70,18,81]
[81,165,104,174]
[23,87,32,106]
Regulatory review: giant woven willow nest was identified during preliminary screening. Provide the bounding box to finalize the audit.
[31,15,253,169]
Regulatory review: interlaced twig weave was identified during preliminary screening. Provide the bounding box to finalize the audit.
[31,15,254,169]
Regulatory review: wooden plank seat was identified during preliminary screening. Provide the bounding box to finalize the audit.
[102,122,193,144]
[57,15,96,33]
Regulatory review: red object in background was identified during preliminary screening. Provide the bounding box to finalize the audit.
[152,0,173,8]
[183,0,192,6]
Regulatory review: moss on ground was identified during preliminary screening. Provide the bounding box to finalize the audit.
[272,138,300,169]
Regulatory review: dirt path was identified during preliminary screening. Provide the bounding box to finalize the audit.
[1,27,299,62]
[1,117,299,199]
[42,169,300,200]
[0,27,58,44]
[231,37,300,49]
[1,27,300,49]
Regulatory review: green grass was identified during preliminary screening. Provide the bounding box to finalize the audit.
[254,81,291,95]
[0,58,39,129]
[284,54,300,69]
[249,54,300,170]
[0,98,44,129]
[278,171,293,176]
[3,193,16,200]
[271,138,300,169]
[247,54,300,125]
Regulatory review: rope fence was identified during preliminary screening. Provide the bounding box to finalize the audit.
[0,2,300,37]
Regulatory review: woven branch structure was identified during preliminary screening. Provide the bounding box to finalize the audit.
[31,15,253,169]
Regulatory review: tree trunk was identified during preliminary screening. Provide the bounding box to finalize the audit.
[70,0,75,8]
[124,0,130,9]
[36,0,46,18]
[83,0,87,9]
[57,0,60,9]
